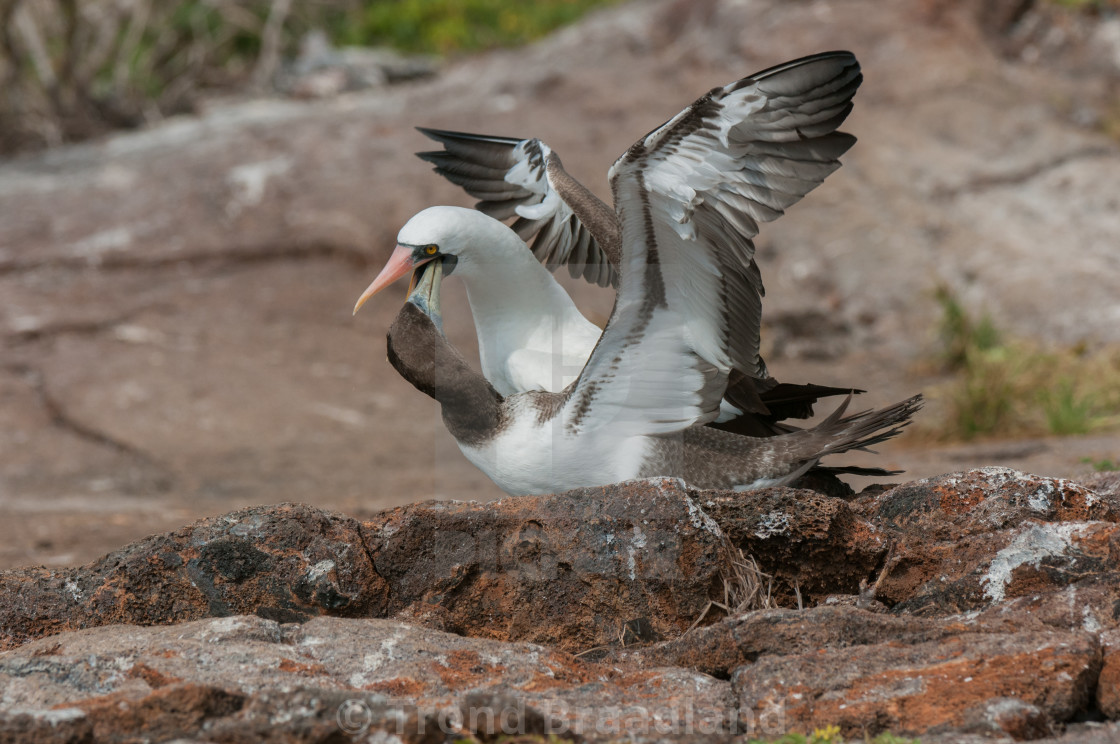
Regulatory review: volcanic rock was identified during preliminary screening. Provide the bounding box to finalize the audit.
[3,469,1120,741]
[0,480,725,654]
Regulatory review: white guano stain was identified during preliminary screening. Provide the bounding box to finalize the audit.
[348,632,403,688]
[306,559,336,582]
[754,511,790,539]
[1083,604,1103,633]
[69,226,132,256]
[684,495,722,536]
[626,523,647,580]
[982,523,1086,603]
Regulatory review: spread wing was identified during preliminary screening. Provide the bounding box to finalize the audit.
[416,127,619,288]
[606,50,861,383]
[553,51,862,438]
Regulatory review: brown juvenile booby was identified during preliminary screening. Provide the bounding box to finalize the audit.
[356,51,868,438]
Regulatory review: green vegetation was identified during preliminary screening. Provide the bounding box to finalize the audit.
[1046,0,1120,8]
[934,285,1000,370]
[927,286,1120,441]
[1081,456,1119,472]
[0,0,619,154]
[331,0,623,55]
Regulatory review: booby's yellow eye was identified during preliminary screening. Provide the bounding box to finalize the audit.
[425,245,438,255]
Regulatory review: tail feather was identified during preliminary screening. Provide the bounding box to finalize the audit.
[714,380,864,438]
[814,465,903,477]
[816,394,923,458]
[710,393,922,491]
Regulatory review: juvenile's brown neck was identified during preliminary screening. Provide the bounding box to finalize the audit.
[386,302,503,446]
[546,152,620,268]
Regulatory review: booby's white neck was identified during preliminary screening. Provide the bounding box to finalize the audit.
[450,223,600,395]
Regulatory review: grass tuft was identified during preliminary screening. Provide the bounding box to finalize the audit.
[1081,456,1119,472]
[935,284,1000,370]
[925,287,1120,441]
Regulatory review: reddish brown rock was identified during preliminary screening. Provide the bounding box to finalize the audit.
[0,710,94,744]
[698,487,887,604]
[887,519,1120,617]
[67,684,245,743]
[1099,630,1120,720]
[617,605,966,678]
[364,478,726,651]
[0,615,734,743]
[0,480,725,654]
[732,630,1101,739]
[1080,472,1120,501]
[866,468,1118,538]
[973,582,1120,636]
[0,503,388,650]
[3,470,1120,741]
[843,469,1120,616]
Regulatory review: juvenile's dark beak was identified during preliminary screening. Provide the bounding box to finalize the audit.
[353,245,435,315]
[407,258,444,335]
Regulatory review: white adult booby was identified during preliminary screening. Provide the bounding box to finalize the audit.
[357,51,867,437]
[359,52,922,494]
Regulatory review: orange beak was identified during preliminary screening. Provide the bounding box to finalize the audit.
[353,245,434,315]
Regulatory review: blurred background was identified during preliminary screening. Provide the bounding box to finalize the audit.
[2,0,1119,569]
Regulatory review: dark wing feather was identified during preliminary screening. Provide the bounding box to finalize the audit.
[416,127,620,287]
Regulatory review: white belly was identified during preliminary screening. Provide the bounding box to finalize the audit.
[479,315,601,395]
[457,404,651,495]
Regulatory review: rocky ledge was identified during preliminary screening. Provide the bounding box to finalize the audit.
[3,468,1120,743]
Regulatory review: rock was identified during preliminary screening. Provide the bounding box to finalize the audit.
[959,697,1054,740]
[6,0,1120,574]
[4,470,1120,741]
[277,31,439,98]
[0,615,735,743]
[0,709,94,744]
[364,479,726,651]
[848,469,1120,617]
[617,605,959,679]
[0,503,389,650]
[68,684,246,743]
[889,520,1120,617]
[867,468,1119,537]
[1043,722,1120,744]
[697,487,887,605]
[973,582,1120,635]
[1099,630,1120,720]
[732,630,1100,739]
[1080,472,1120,501]
[0,480,725,654]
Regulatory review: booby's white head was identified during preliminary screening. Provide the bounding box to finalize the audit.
[353,206,526,314]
